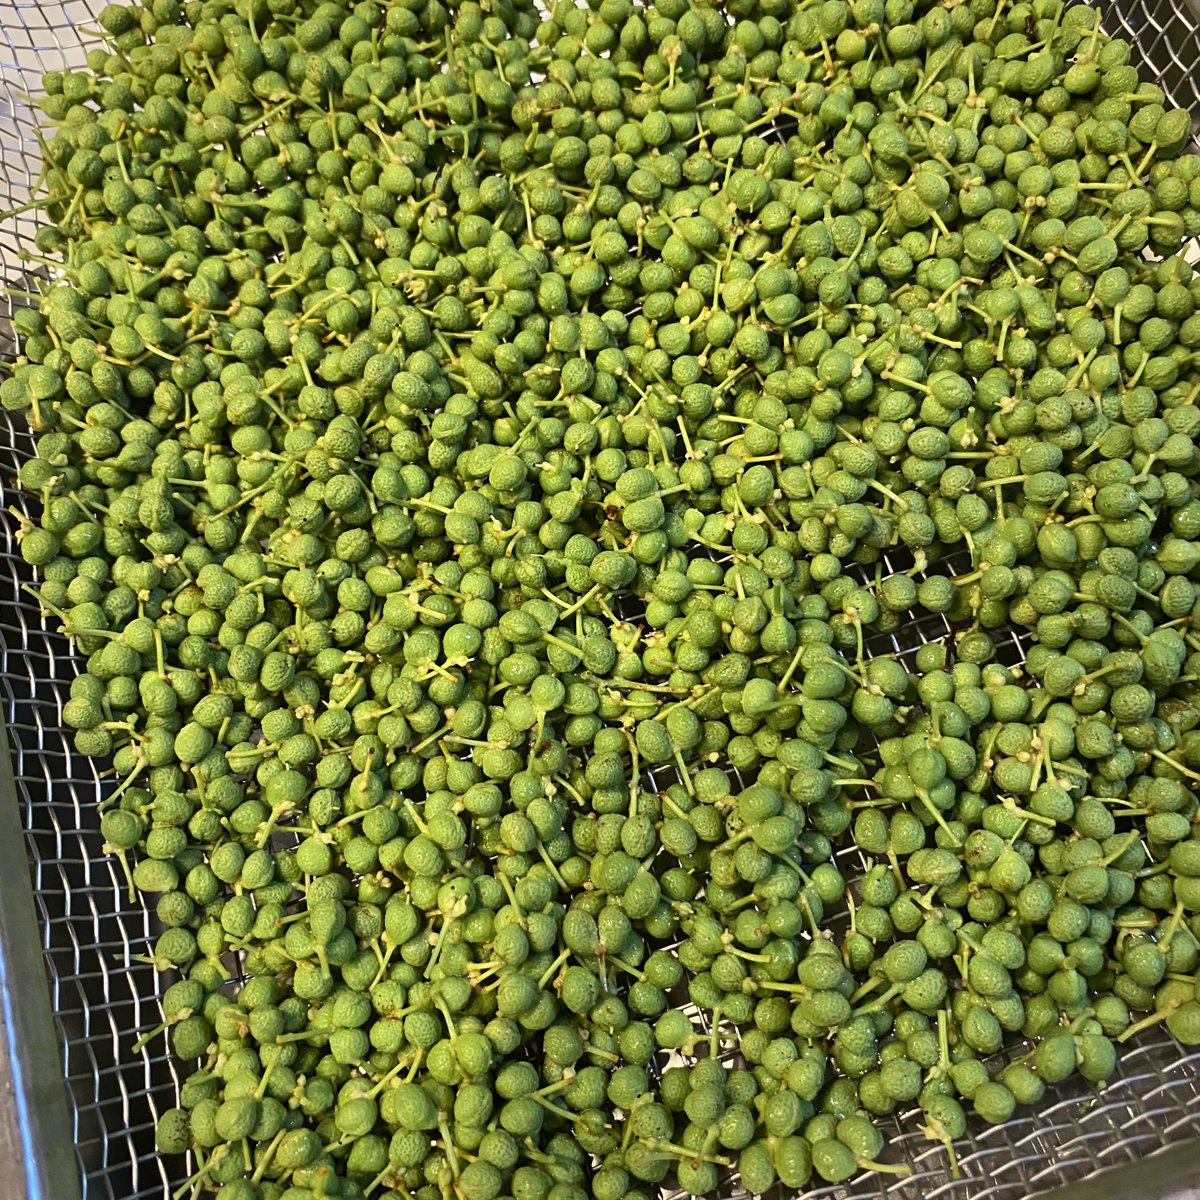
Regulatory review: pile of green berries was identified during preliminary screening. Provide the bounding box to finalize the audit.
[6,0,1200,1193]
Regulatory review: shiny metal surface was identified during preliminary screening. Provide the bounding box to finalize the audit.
[0,0,1197,1197]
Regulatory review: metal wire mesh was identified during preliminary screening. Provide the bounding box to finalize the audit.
[0,443,181,1198]
[0,0,1198,1197]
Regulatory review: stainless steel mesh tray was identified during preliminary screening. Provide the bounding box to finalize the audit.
[1,0,1200,1197]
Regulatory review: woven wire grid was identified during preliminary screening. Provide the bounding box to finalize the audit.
[0,1,1197,1198]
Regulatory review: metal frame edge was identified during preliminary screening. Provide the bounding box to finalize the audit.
[0,716,83,1200]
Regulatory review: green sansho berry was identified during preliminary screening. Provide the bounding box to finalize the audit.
[11,0,1200,1194]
